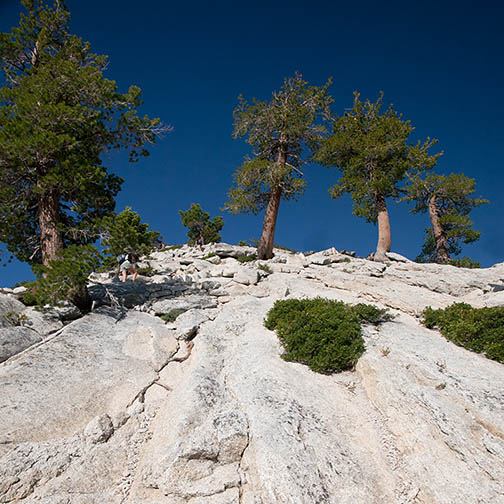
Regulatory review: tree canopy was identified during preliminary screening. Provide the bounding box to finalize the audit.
[225,73,332,259]
[0,0,169,267]
[316,91,441,261]
[402,172,489,263]
[179,203,223,246]
[100,207,161,269]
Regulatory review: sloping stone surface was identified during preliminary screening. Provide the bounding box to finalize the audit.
[1,245,504,503]
[0,309,171,453]
[0,327,42,363]
[0,295,26,328]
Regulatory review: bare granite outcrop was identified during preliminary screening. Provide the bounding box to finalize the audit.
[1,244,503,503]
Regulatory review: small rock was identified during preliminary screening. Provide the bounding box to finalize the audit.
[233,269,259,286]
[84,414,114,444]
[206,255,221,265]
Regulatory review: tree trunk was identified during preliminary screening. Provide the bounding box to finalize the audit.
[257,136,287,260]
[257,185,282,260]
[428,194,450,263]
[374,194,391,262]
[39,189,64,267]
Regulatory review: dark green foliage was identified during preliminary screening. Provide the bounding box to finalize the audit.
[179,204,223,246]
[274,244,296,253]
[238,238,295,253]
[3,311,29,326]
[448,257,481,269]
[422,303,504,363]
[136,265,155,277]
[23,244,100,309]
[258,263,272,274]
[236,254,256,263]
[245,238,259,247]
[0,1,168,266]
[100,207,160,269]
[201,252,216,260]
[159,309,187,323]
[350,303,394,324]
[316,92,440,224]
[225,74,333,216]
[264,298,391,374]
[404,173,488,264]
[225,74,333,260]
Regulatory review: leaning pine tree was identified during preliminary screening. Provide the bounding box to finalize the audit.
[0,0,170,272]
[316,92,441,262]
[402,172,489,264]
[224,73,333,260]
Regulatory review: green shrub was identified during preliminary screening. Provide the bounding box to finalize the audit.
[264,298,391,374]
[202,252,217,260]
[237,240,248,246]
[422,303,504,363]
[351,303,394,324]
[24,244,100,310]
[448,257,481,269]
[273,244,296,253]
[159,309,187,323]
[237,254,256,263]
[165,244,183,251]
[136,265,155,277]
[258,263,273,274]
[3,311,29,327]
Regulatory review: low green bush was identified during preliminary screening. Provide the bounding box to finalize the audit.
[237,254,256,263]
[422,303,504,363]
[448,257,481,269]
[264,298,391,374]
[258,263,273,274]
[3,311,29,327]
[159,309,187,323]
[202,252,217,260]
[136,265,155,277]
[24,244,100,310]
[273,244,296,253]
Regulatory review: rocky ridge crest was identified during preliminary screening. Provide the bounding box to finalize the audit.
[1,244,504,503]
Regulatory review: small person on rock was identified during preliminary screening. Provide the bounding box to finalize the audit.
[118,252,138,282]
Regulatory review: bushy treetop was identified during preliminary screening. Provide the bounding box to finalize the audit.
[316,91,441,223]
[0,0,169,265]
[101,207,160,266]
[179,203,223,246]
[225,73,333,216]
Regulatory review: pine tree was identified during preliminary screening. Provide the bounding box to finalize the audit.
[402,173,489,263]
[0,0,170,268]
[101,207,161,269]
[316,92,440,262]
[179,204,223,246]
[224,73,332,260]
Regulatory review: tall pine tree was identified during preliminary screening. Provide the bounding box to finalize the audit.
[316,92,440,261]
[0,0,170,267]
[225,73,332,260]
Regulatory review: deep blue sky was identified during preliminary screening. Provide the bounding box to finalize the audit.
[1,0,503,286]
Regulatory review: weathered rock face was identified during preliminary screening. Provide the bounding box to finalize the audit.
[1,244,504,503]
